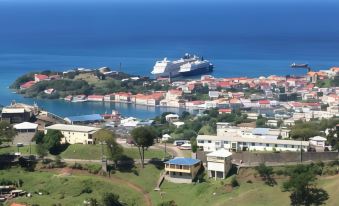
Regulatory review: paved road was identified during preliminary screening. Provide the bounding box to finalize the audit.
[153,143,185,157]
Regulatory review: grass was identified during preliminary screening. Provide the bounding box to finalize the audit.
[0,167,145,206]
[60,144,167,160]
[0,144,168,160]
[113,163,163,192]
[0,145,36,155]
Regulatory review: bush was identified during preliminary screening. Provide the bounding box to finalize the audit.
[70,163,83,170]
[85,164,102,174]
[231,176,239,188]
[81,186,93,194]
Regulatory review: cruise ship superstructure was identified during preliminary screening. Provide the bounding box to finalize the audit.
[151,54,213,78]
[179,59,213,76]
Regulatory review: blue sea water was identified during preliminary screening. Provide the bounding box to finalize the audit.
[0,0,338,118]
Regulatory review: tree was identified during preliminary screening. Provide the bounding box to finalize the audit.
[180,111,190,120]
[0,121,16,145]
[131,126,156,168]
[44,129,63,155]
[102,192,123,206]
[33,131,45,144]
[283,164,329,206]
[255,163,276,186]
[93,129,123,166]
[36,143,48,161]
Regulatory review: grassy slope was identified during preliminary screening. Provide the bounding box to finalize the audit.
[1,167,144,206]
[0,144,167,160]
[60,144,167,160]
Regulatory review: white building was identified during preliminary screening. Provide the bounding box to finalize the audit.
[45,124,100,144]
[198,124,303,153]
[206,148,232,179]
[309,136,327,148]
[165,114,180,122]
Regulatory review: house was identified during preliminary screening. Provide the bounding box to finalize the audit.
[87,95,104,102]
[104,94,115,102]
[114,92,131,103]
[1,107,33,124]
[165,114,179,122]
[45,124,100,144]
[162,134,171,142]
[218,108,232,114]
[164,157,202,183]
[44,88,55,95]
[309,136,327,148]
[266,120,278,127]
[206,148,233,179]
[34,74,49,82]
[20,81,35,89]
[208,91,220,99]
[172,121,185,128]
[13,122,38,133]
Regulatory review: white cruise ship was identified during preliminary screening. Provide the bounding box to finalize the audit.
[151,54,198,78]
[179,59,213,76]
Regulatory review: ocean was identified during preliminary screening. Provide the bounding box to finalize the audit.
[0,0,338,118]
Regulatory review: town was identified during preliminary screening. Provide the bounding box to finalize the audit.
[0,65,339,206]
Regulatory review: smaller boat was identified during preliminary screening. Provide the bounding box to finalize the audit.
[290,63,309,68]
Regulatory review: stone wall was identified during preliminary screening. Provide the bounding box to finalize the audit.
[197,150,339,166]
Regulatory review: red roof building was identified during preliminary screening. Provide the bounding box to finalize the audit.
[34,74,49,82]
[20,81,35,89]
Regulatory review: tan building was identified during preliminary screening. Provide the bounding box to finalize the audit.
[45,124,100,144]
[164,158,202,183]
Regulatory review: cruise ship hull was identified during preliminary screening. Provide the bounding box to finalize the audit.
[180,66,213,77]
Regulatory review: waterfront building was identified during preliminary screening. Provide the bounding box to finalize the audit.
[34,74,49,82]
[45,124,100,144]
[87,95,104,102]
[164,158,202,183]
[64,114,103,124]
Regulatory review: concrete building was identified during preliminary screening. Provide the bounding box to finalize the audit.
[206,148,232,179]
[309,136,327,148]
[164,158,202,183]
[45,124,100,144]
[13,122,38,133]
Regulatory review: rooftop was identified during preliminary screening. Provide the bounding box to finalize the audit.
[164,157,201,166]
[45,124,100,133]
[207,148,232,158]
[65,114,103,123]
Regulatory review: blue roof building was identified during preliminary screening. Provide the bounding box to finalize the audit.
[164,158,202,183]
[64,114,103,124]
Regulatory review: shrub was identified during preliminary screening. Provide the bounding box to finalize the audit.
[85,164,102,174]
[231,176,239,188]
[81,186,93,194]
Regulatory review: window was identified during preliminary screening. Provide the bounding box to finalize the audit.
[275,144,278,147]
[292,145,294,148]
[224,141,228,144]
[251,143,255,146]
[284,145,287,148]
[179,172,182,176]
[243,142,247,146]
[198,140,204,143]
[208,140,212,143]
[266,144,269,147]
[215,142,220,145]
[259,143,262,146]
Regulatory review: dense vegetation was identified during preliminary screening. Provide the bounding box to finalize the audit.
[12,70,173,99]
